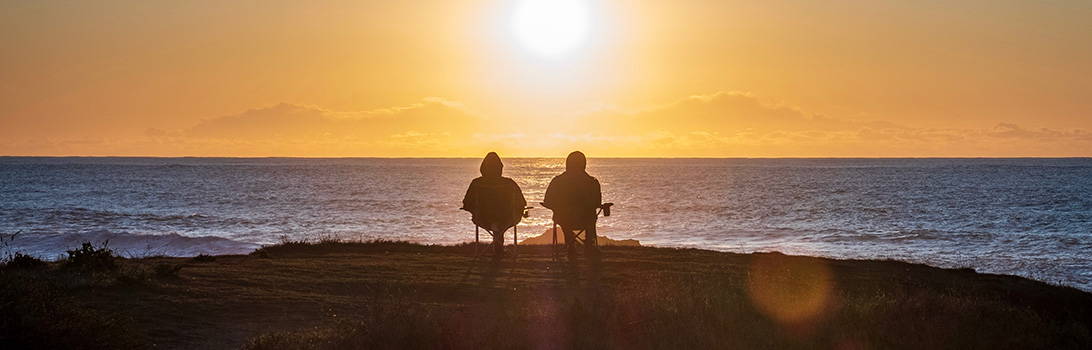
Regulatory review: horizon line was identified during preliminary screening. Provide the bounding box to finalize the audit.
[3,155,1091,160]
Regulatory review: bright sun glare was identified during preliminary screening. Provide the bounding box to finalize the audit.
[510,0,591,58]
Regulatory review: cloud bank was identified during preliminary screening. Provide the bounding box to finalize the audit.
[137,98,482,156]
[179,98,477,140]
[3,93,1089,157]
[565,91,1092,157]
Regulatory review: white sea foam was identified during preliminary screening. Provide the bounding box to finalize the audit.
[1,230,260,259]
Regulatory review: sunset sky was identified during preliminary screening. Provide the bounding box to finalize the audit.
[2,0,1090,157]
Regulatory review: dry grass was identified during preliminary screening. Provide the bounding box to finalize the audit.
[3,241,1090,349]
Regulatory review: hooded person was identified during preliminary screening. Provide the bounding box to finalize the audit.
[542,151,603,256]
[462,152,527,257]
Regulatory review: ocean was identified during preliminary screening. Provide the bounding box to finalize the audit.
[1,157,1090,290]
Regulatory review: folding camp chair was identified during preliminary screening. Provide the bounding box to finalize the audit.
[542,202,613,259]
[461,207,531,261]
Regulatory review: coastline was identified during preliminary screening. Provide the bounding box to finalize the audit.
[2,241,1091,349]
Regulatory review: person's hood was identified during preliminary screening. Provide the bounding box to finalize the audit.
[480,152,503,177]
[565,151,586,173]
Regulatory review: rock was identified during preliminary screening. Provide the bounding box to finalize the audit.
[519,227,640,246]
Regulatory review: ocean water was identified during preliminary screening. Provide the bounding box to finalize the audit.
[1,157,1090,290]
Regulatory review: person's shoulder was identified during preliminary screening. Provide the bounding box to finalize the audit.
[557,171,581,179]
[584,176,600,190]
[546,173,565,184]
[468,176,492,187]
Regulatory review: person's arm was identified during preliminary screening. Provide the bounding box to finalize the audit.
[591,177,602,207]
[462,179,477,212]
[509,179,528,225]
[513,181,527,209]
[542,178,556,209]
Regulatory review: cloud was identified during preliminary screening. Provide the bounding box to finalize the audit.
[6,93,1089,157]
[987,122,1092,141]
[123,98,488,156]
[581,91,898,135]
[184,98,478,140]
[565,91,1092,157]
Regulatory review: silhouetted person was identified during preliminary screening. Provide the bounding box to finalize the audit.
[543,151,602,257]
[463,152,527,259]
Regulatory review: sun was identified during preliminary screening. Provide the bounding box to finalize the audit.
[510,0,592,58]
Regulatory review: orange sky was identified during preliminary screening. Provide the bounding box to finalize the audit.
[2,0,1090,157]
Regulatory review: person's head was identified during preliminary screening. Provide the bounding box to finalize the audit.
[480,152,503,177]
[565,151,586,173]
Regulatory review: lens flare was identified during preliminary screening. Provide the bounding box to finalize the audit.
[747,253,833,325]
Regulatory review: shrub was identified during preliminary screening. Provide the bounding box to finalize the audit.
[0,275,145,349]
[5,252,47,269]
[64,241,119,272]
[250,249,273,259]
[192,253,216,262]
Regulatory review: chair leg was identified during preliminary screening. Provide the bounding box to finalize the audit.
[473,226,490,261]
[586,226,598,254]
[564,228,579,259]
[510,225,518,261]
[492,228,504,259]
[552,222,562,260]
[472,224,520,262]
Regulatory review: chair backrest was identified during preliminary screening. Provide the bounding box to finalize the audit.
[470,182,520,228]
